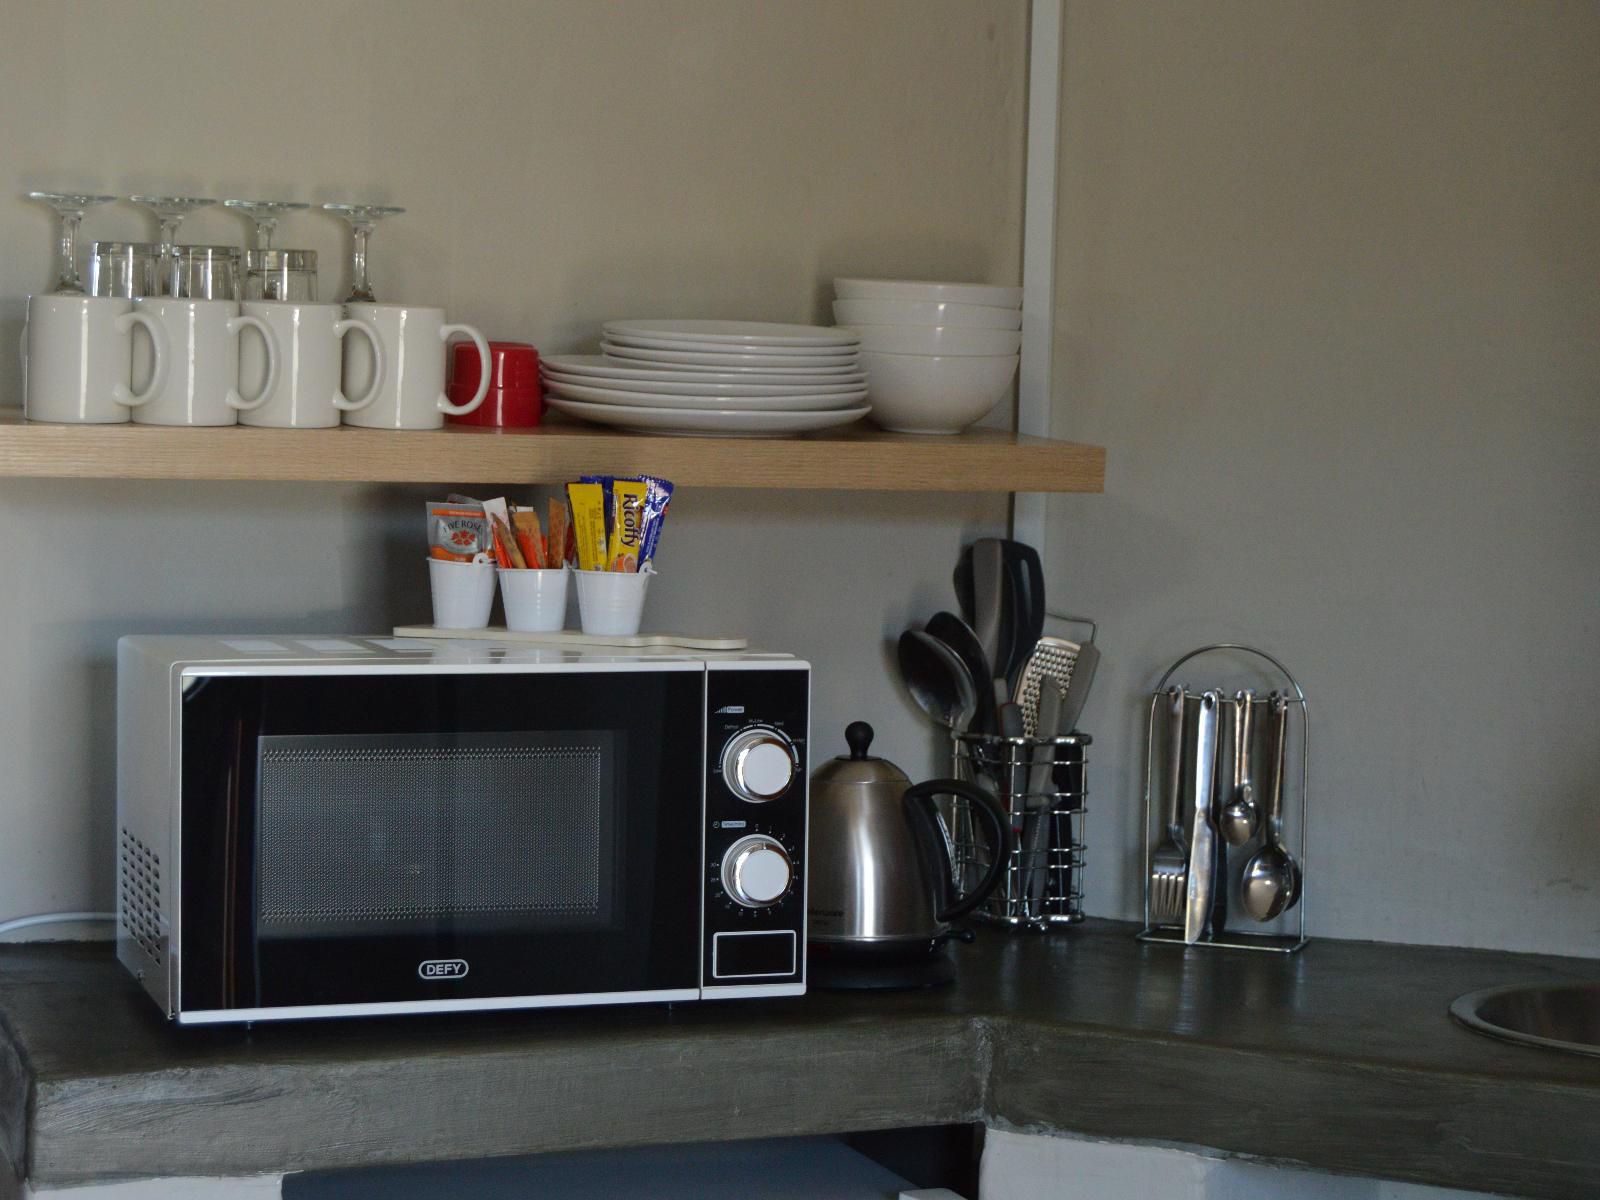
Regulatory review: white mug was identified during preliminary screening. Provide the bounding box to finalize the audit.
[341,303,489,429]
[21,295,167,423]
[238,301,386,428]
[132,297,280,426]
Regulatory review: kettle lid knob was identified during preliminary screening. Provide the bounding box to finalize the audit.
[844,721,874,760]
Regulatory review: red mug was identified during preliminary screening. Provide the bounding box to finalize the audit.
[446,341,543,427]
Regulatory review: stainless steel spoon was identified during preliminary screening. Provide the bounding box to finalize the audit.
[896,628,978,737]
[1220,689,1259,846]
[1241,690,1301,921]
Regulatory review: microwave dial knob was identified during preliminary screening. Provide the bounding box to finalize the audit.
[722,728,796,803]
[721,835,793,908]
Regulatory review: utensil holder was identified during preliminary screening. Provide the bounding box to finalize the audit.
[950,730,1090,930]
[1137,644,1308,954]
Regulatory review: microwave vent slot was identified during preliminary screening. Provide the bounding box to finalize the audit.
[118,828,164,964]
[256,733,616,929]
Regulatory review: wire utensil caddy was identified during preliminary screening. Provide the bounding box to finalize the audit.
[950,730,1090,929]
[1137,644,1308,953]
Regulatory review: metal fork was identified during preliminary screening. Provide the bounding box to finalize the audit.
[1147,685,1188,924]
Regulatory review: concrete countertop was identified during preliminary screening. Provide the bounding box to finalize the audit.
[1,922,1596,1197]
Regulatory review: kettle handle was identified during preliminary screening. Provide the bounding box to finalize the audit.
[903,778,1012,923]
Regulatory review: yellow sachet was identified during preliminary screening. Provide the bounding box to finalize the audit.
[566,482,608,571]
[607,478,649,573]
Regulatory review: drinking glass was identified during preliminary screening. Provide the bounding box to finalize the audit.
[171,246,241,300]
[244,249,317,302]
[27,192,117,294]
[322,203,404,302]
[88,241,161,298]
[222,200,310,250]
[129,196,217,294]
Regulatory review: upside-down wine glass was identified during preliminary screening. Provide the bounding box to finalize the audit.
[322,203,404,302]
[27,192,117,294]
[221,199,310,250]
[129,195,217,295]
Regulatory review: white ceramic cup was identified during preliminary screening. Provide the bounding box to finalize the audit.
[21,295,168,423]
[238,301,386,428]
[429,558,497,629]
[575,567,653,637]
[499,567,570,633]
[341,303,490,429]
[131,297,280,426]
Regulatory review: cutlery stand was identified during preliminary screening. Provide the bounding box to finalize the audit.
[1137,644,1308,954]
[951,730,1090,930]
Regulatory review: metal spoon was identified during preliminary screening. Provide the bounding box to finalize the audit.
[926,611,997,735]
[896,628,978,737]
[1220,689,1259,846]
[1241,690,1301,921]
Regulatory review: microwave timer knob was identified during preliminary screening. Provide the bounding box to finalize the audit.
[720,835,793,908]
[721,727,797,803]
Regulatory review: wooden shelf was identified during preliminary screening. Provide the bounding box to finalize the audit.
[0,409,1103,492]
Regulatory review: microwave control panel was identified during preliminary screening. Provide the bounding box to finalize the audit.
[702,665,809,988]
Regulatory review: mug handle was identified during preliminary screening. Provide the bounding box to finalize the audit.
[436,323,490,416]
[331,318,386,412]
[226,314,279,411]
[112,311,169,409]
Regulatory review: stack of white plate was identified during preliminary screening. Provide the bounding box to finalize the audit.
[832,278,1024,434]
[541,319,870,437]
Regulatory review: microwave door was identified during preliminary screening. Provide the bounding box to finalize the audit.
[178,669,705,1018]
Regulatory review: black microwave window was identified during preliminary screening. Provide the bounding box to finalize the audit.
[255,731,621,939]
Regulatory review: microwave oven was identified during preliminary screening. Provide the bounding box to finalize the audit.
[116,635,809,1024]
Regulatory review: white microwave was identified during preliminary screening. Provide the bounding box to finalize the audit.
[117,635,809,1024]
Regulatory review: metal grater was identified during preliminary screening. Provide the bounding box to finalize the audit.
[1012,636,1081,736]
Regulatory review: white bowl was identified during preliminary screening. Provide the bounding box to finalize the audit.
[859,350,1019,434]
[841,323,1022,357]
[833,277,1023,309]
[832,297,1023,330]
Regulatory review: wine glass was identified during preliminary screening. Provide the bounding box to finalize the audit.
[221,200,310,250]
[322,203,404,302]
[26,192,117,294]
[129,196,218,295]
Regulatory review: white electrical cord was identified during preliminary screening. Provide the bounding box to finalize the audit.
[0,911,116,937]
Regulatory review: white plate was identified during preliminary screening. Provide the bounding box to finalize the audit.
[544,370,866,398]
[602,342,861,369]
[548,397,871,437]
[544,355,866,387]
[604,332,858,357]
[546,380,868,411]
[598,351,861,376]
[603,319,859,348]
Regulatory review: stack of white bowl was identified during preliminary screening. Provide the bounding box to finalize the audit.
[832,278,1023,434]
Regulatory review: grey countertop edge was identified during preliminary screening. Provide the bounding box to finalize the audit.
[4,924,1599,1197]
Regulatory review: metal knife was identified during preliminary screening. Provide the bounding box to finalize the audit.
[1184,690,1222,944]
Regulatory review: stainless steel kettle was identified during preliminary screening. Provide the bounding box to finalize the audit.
[807,721,1009,988]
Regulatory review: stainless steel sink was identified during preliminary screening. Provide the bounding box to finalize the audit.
[1451,982,1600,1057]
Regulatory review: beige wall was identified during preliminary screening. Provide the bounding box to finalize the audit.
[0,0,1024,930]
[1051,0,1600,954]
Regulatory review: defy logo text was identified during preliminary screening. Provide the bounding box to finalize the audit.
[418,959,470,981]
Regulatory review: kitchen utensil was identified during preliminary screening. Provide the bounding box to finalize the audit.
[543,370,865,398]
[574,567,652,636]
[130,297,279,425]
[1147,686,1188,926]
[1183,690,1222,944]
[128,196,217,295]
[1055,638,1099,734]
[451,341,543,427]
[237,300,384,428]
[22,295,167,423]
[925,611,996,736]
[1000,540,1045,688]
[28,192,117,294]
[542,352,864,385]
[1022,684,1063,914]
[833,277,1023,308]
[221,199,309,250]
[169,245,240,300]
[969,539,1009,701]
[857,349,1018,434]
[1012,636,1080,737]
[832,297,1023,331]
[543,379,866,411]
[807,722,1010,988]
[897,629,978,738]
[838,323,1022,357]
[1242,691,1301,921]
[1221,689,1259,846]
[602,342,859,369]
[88,241,161,299]
[544,396,871,436]
[340,303,488,429]
[322,203,403,302]
[244,249,317,302]
[603,319,860,348]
